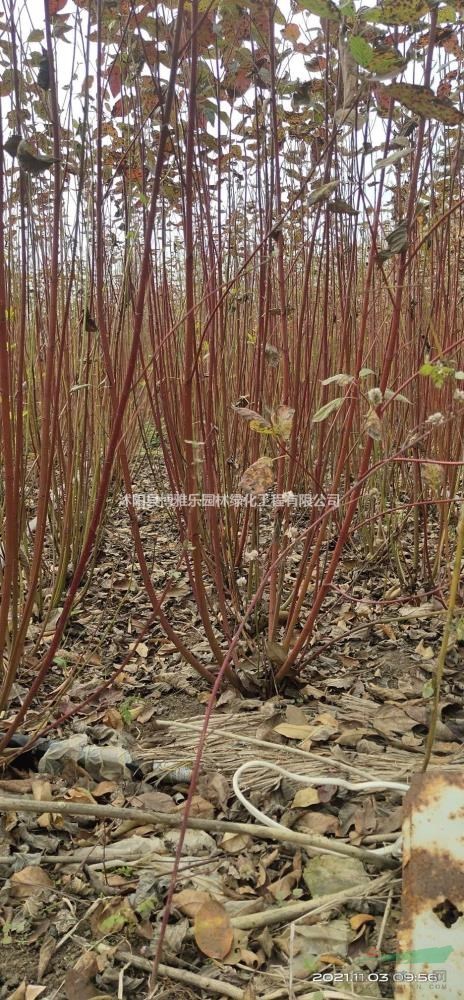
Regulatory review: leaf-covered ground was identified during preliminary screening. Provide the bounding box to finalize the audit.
[1,471,464,999]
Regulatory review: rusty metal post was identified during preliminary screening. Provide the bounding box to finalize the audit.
[395,771,464,998]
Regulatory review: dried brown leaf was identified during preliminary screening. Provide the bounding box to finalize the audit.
[364,407,383,440]
[349,912,376,931]
[7,987,46,1000]
[220,831,252,854]
[239,456,274,495]
[37,936,56,982]
[274,722,314,740]
[64,951,109,1000]
[292,787,321,808]
[265,640,287,665]
[194,899,234,959]
[89,897,136,938]
[172,889,212,918]
[10,867,53,900]
[383,81,464,123]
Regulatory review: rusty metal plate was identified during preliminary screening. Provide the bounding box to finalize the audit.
[395,771,464,998]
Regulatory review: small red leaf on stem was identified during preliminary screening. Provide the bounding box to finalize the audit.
[48,0,67,13]
[108,62,122,99]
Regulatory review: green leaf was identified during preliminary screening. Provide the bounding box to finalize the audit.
[136,896,158,917]
[364,0,431,25]
[387,219,409,250]
[437,4,456,21]
[348,35,373,69]
[295,0,341,19]
[422,679,434,699]
[312,397,345,423]
[371,48,408,77]
[250,418,275,435]
[28,29,45,42]
[340,0,357,13]
[349,35,408,78]
[378,220,408,261]
[419,362,454,387]
[53,656,67,667]
[456,616,464,641]
[382,82,464,124]
[100,912,129,933]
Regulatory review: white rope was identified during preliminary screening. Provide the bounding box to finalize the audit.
[233,759,408,857]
